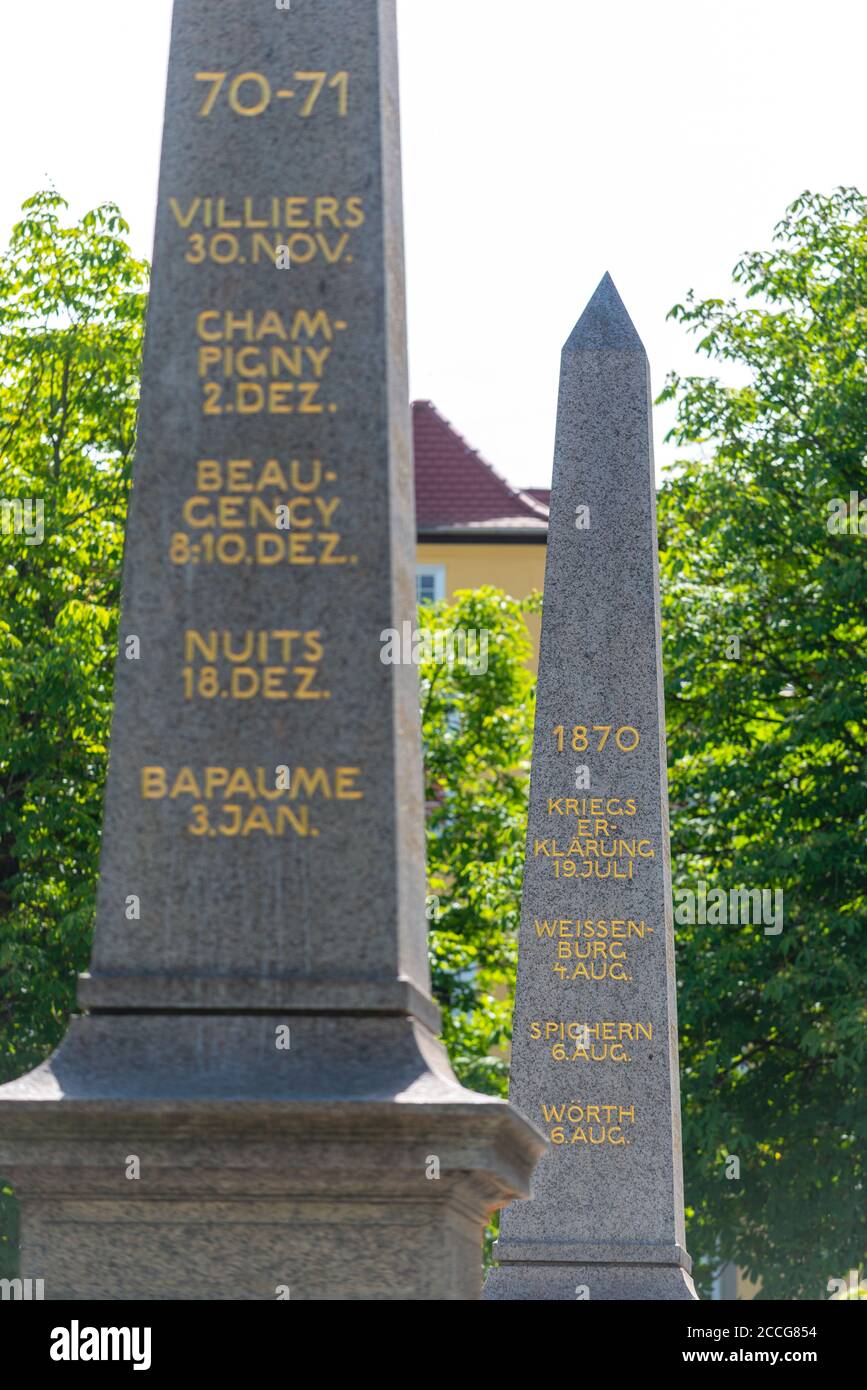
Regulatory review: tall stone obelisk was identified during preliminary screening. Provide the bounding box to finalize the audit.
[0,0,543,1301]
[486,274,697,1300]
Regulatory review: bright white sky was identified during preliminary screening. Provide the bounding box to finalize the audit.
[1,0,865,486]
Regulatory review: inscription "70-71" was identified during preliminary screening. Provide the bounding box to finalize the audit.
[195,71,349,118]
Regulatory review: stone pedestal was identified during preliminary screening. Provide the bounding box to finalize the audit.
[2,1016,541,1301]
[487,1252,696,1301]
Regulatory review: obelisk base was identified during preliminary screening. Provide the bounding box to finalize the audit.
[0,1014,545,1301]
[485,1239,698,1300]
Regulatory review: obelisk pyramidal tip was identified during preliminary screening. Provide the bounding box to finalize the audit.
[565,271,646,355]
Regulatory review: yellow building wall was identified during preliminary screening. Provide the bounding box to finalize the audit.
[736,1268,762,1299]
[416,540,547,667]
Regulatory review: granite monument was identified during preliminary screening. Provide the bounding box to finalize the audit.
[0,0,544,1301]
[486,274,698,1301]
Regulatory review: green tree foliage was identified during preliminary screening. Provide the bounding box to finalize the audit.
[657,188,867,1299]
[418,587,538,1095]
[0,193,147,1086]
[0,192,145,1277]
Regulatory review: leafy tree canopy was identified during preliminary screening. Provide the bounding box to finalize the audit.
[0,192,147,1085]
[658,187,867,1299]
[419,586,538,1094]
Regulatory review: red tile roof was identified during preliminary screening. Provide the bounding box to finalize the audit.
[413,400,548,535]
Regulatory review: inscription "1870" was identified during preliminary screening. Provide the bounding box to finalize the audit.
[552,724,640,753]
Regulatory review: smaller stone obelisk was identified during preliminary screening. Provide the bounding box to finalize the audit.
[486,274,697,1300]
